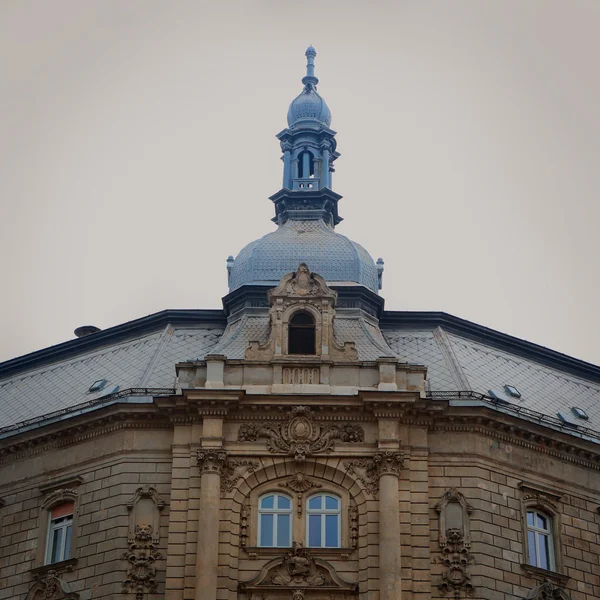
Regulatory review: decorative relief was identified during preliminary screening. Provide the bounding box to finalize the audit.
[237,406,364,463]
[221,458,259,494]
[126,486,166,545]
[196,449,228,474]
[435,489,475,598]
[122,524,162,599]
[282,367,320,385]
[25,570,79,600]
[349,504,359,549]
[523,579,571,600]
[41,488,78,511]
[279,473,322,515]
[239,542,357,595]
[240,504,250,550]
[344,451,404,497]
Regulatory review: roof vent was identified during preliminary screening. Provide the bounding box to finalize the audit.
[74,326,101,338]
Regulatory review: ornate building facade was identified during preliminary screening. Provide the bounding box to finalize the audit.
[1,48,600,600]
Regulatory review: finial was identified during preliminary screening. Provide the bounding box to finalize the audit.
[302,46,319,88]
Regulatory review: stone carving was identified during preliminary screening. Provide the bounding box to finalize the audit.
[237,406,364,463]
[349,504,359,549]
[221,457,259,494]
[25,571,79,600]
[438,529,475,598]
[126,486,166,545]
[197,449,228,474]
[239,542,357,594]
[436,489,475,598]
[244,263,358,361]
[373,451,404,475]
[523,579,571,600]
[240,504,250,549]
[40,489,78,511]
[283,367,320,385]
[344,451,404,497]
[279,473,322,515]
[122,524,162,599]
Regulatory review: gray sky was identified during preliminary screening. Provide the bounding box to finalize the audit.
[0,0,598,365]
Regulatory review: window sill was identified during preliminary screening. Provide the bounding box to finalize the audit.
[31,558,78,579]
[520,564,569,585]
[244,546,355,560]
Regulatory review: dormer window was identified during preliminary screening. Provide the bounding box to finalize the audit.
[288,312,316,355]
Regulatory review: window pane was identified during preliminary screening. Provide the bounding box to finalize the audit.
[308,514,321,546]
[538,533,550,570]
[325,496,339,510]
[261,495,274,509]
[527,511,534,527]
[260,514,274,546]
[277,514,290,547]
[528,531,537,566]
[325,515,338,547]
[277,496,291,510]
[536,514,547,530]
[308,497,322,510]
[51,528,63,563]
[64,525,72,559]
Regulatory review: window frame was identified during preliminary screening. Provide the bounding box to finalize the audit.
[525,509,555,572]
[519,483,563,576]
[257,492,293,548]
[305,493,341,548]
[45,507,74,565]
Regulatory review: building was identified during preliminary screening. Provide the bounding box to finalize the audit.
[1,47,600,600]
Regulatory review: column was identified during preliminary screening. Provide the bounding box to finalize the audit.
[195,447,227,600]
[283,150,292,189]
[375,451,404,600]
[322,149,330,188]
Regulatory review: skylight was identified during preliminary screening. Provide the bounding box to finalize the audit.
[571,407,589,420]
[89,379,107,393]
[504,385,521,399]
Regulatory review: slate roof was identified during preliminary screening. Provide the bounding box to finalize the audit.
[1,310,599,443]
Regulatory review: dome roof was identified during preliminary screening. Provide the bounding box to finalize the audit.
[287,86,331,128]
[228,219,379,293]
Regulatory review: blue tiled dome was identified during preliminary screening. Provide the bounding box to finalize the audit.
[287,87,331,128]
[228,219,379,293]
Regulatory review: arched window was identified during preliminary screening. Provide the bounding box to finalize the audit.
[258,493,292,547]
[526,510,555,571]
[45,502,74,564]
[288,312,316,355]
[306,493,341,548]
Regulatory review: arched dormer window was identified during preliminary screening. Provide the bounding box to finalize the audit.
[288,312,316,355]
[298,150,315,178]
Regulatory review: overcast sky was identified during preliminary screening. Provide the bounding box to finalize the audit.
[0,1,598,366]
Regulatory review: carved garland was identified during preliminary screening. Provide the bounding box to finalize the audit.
[237,406,364,464]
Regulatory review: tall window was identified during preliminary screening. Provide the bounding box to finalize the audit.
[306,494,341,548]
[258,493,292,547]
[45,503,74,564]
[526,510,555,571]
[288,312,316,355]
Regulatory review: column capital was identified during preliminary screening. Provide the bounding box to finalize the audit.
[374,450,404,477]
[197,449,228,475]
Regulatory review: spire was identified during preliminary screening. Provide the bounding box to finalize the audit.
[302,45,319,88]
[272,48,342,228]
